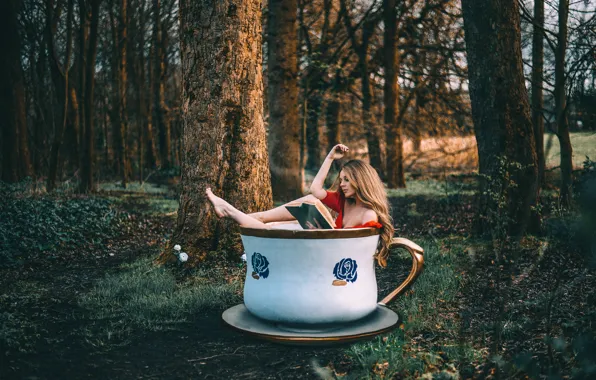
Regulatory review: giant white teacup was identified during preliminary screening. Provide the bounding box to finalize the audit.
[240,222,424,324]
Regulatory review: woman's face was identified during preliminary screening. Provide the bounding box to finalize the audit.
[339,170,357,198]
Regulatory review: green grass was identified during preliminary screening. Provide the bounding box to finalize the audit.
[342,239,481,379]
[79,258,242,343]
[386,179,475,198]
[98,181,171,194]
[545,132,596,168]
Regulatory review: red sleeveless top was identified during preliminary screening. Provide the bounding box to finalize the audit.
[321,191,382,229]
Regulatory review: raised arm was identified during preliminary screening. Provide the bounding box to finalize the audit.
[310,144,349,199]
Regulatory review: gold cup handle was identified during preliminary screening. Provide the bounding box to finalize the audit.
[378,238,424,306]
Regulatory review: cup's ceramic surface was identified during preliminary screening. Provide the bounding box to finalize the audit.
[240,222,424,325]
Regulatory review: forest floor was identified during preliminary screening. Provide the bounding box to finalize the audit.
[1,173,595,379]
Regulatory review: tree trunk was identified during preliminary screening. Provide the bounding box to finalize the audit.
[80,0,100,193]
[171,0,273,262]
[531,0,545,185]
[78,0,89,185]
[555,0,572,206]
[267,0,302,201]
[383,0,405,188]
[112,0,129,187]
[129,0,147,180]
[528,0,545,232]
[461,0,539,238]
[47,0,74,191]
[152,0,171,169]
[67,86,80,172]
[143,0,160,170]
[0,0,27,182]
[360,20,383,175]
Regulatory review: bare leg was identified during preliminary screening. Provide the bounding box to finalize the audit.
[206,188,269,229]
[249,194,320,223]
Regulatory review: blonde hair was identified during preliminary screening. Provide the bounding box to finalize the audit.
[330,160,394,267]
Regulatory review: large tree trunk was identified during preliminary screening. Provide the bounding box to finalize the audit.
[383,0,405,188]
[79,0,101,193]
[171,0,273,262]
[555,0,572,206]
[267,0,302,201]
[0,0,27,182]
[461,0,539,238]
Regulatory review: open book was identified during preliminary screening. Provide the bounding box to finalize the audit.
[285,200,337,229]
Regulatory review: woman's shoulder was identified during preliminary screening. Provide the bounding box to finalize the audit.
[362,208,378,223]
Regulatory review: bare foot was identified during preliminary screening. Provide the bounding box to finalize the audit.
[206,188,233,218]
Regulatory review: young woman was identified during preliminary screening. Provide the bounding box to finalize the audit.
[206,144,395,266]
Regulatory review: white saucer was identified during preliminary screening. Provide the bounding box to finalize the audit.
[222,304,399,345]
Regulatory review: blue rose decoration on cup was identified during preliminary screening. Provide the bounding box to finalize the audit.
[332,258,358,286]
[251,252,270,280]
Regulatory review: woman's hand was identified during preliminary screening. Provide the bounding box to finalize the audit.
[311,144,349,200]
[327,144,349,160]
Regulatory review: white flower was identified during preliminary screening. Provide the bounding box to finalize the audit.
[178,252,189,262]
[241,253,247,262]
[174,244,181,251]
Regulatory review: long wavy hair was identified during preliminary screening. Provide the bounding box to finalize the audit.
[330,159,394,267]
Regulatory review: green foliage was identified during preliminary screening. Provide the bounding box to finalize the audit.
[79,258,242,337]
[344,240,468,379]
[477,156,527,242]
[0,182,128,267]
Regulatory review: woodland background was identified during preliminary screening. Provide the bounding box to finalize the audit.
[1,0,596,379]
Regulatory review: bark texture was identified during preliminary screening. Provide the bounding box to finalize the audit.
[267,0,303,201]
[461,0,539,237]
[174,0,273,260]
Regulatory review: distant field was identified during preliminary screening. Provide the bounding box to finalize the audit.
[544,132,596,168]
[403,132,596,174]
[403,136,478,174]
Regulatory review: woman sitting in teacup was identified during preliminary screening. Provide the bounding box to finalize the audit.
[206,144,395,266]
